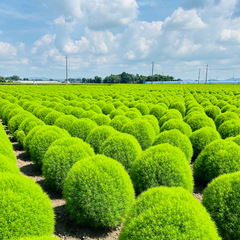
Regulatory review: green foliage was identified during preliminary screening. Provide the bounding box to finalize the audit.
[0,154,20,174]
[0,174,54,239]
[124,109,142,119]
[190,127,221,159]
[90,113,111,126]
[86,125,117,153]
[218,119,240,139]
[204,105,221,120]
[18,237,59,240]
[18,116,45,135]
[119,187,220,240]
[122,119,155,150]
[69,118,98,141]
[100,133,142,172]
[13,130,26,147]
[28,126,71,168]
[70,107,85,118]
[193,139,240,183]
[159,109,183,127]
[161,119,192,137]
[109,115,131,131]
[141,115,160,135]
[7,111,32,133]
[203,171,240,240]
[109,109,125,119]
[185,114,216,132]
[169,101,186,117]
[54,115,77,133]
[153,129,193,162]
[215,111,239,129]
[130,144,193,195]
[44,111,65,125]
[135,103,150,115]
[149,104,167,120]
[63,155,135,229]
[102,103,115,115]
[42,137,94,191]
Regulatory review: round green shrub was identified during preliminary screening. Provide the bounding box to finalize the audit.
[218,119,240,139]
[70,107,85,118]
[203,171,240,240]
[37,108,53,121]
[161,119,192,137]
[80,110,97,118]
[0,174,54,239]
[227,135,240,146]
[63,155,135,229]
[169,101,186,117]
[193,139,240,183]
[186,114,216,132]
[100,133,142,172]
[141,115,160,135]
[102,103,115,115]
[90,114,111,126]
[7,111,32,133]
[42,137,94,191]
[87,104,102,114]
[189,127,221,159]
[109,115,131,131]
[215,111,239,129]
[135,103,150,115]
[204,105,221,120]
[13,130,26,147]
[18,237,59,240]
[18,116,45,135]
[152,129,193,162]
[150,105,167,120]
[0,154,20,175]
[44,111,65,125]
[159,109,183,127]
[28,126,71,168]
[124,110,142,119]
[86,125,117,153]
[130,144,193,195]
[54,115,77,133]
[122,119,155,150]
[109,109,125,119]
[69,118,98,141]
[0,137,16,162]
[119,186,220,240]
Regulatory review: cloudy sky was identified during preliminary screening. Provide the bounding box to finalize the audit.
[0,0,240,80]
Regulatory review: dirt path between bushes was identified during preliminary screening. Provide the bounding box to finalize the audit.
[5,124,204,240]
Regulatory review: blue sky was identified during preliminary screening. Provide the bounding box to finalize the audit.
[0,0,240,80]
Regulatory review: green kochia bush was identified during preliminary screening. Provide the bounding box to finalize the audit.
[169,101,186,117]
[189,127,221,159]
[130,144,193,195]
[86,125,117,153]
[54,115,77,133]
[215,111,239,129]
[90,114,111,126]
[161,119,192,137]
[122,119,155,150]
[63,155,135,229]
[18,237,59,240]
[186,114,216,132]
[218,119,240,139]
[152,129,193,163]
[109,115,131,131]
[0,174,54,239]
[204,105,221,120]
[141,115,160,135]
[159,109,183,127]
[0,154,20,175]
[119,187,220,240]
[203,172,240,240]
[193,139,240,183]
[44,111,65,125]
[69,118,98,141]
[100,133,142,172]
[149,104,167,120]
[42,137,94,191]
[27,126,71,168]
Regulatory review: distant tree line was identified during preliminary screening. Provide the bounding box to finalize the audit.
[67,72,180,84]
[0,72,180,84]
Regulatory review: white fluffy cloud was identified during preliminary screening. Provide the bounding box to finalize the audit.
[0,42,17,56]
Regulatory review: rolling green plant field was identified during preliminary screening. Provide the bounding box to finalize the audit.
[1,83,240,239]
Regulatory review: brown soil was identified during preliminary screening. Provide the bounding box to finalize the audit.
[5,124,205,240]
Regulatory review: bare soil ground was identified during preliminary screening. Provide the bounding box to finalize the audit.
[5,125,204,240]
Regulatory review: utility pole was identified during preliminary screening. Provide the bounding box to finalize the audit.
[198,68,201,84]
[151,61,154,84]
[65,55,68,85]
[205,64,208,84]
